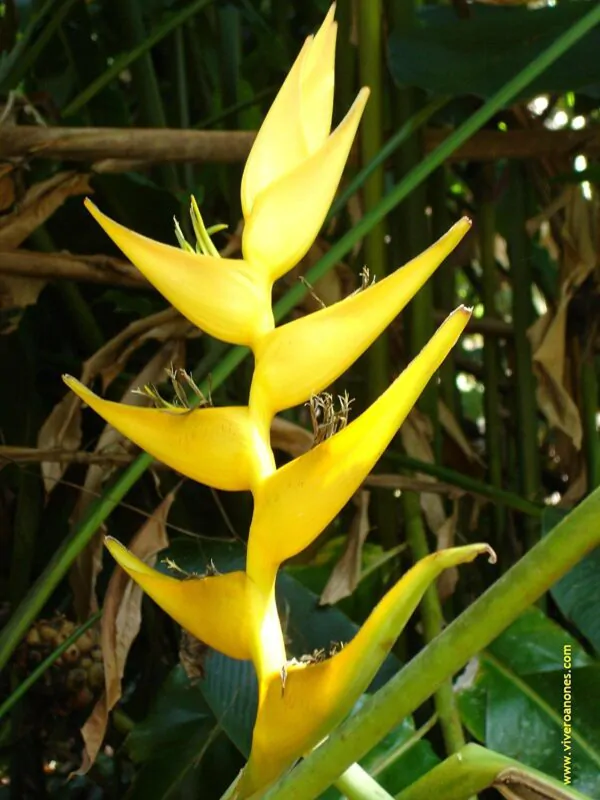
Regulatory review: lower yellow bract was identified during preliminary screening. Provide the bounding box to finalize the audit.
[238,544,494,798]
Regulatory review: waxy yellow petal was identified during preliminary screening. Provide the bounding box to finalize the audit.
[242,88,369,281]
[85,199,273,347]
[252,218,472,415]
[241,6,337,218]
[247,307,471,583]
[241,40,311,218]
[105,537,254,661]
[298,3,337,153]
[239,543,494,797]
[63,376,274,491]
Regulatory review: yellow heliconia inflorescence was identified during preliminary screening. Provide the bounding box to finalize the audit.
[64,6,492,797]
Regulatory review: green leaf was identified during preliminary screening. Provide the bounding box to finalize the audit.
[61,0,215,118]
[357,713,439,796]
[388,5,600,101]
[0,0,80,93]
[543,508,600,656]
[457,607,600,797]
[126,665,241,800]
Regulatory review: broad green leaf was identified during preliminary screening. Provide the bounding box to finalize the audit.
[457,607,600,797]
[388,5,600,101]
[126,665,242,800]
[543,508,600,656]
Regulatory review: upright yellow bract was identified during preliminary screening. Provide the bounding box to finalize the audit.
[64,7,491,797]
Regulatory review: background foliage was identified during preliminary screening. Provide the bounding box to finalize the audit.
[1,0,600,798]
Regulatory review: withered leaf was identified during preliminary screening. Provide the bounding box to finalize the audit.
[76,492,174,775]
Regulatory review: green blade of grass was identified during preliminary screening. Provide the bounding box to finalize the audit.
[0,0,80,93]
[0,610,102,721]
[2,0,599,675]
[61,0,215,118]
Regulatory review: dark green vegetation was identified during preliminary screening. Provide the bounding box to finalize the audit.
[1,1,600,798]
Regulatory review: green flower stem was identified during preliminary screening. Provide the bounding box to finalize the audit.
[194,86,275,129]
[478,168,505,543]
[335,0,356,124]
[262,483,600,800]
[581,354,600,490]
[430,166,457,418]
[358,0,395,550]
[0,610,102,721]
[508,165,540,550]
[2,0,599,678]
[173,26,194,191]
[394,743,592,800]
[330,97,449,222]
[108,0,179,192]
[389,452,542,517]
[358,0,388,397]
[334,763,395,800]
[403,492,466,756]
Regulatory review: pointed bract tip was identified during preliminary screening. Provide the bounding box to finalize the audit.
[448,304,472,322]
[104,536,155,576]
[485,544,498,565]
[62,374,94,402]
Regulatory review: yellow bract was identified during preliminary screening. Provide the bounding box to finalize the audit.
[63,377,273,491]
[104,538,254,661]
[239,544,495,798]
[242,88,370,280]
[251,217,471,417]
[65,6,490,799]
[84,200,274,348]
[240,4,337,217]
[247,308,471,591]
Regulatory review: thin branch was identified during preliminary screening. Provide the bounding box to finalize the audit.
[1,447,469,501]
[0,250,146,287]
[2,125,599,166]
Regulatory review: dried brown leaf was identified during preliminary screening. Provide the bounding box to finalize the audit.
[0,171,91,249]
[320,490,371,606]
[76,492,173,775]
[37,390,83,493]
[70,339,186,620]
[526,188,600,451]
[37,307,192,495]
[0,274,47,333]
[99,312,195,390]
[438,400,485,466]
[529,296,583,449]
[400,409,448,536]
[0,165,16,212]
[436,501,460,602]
